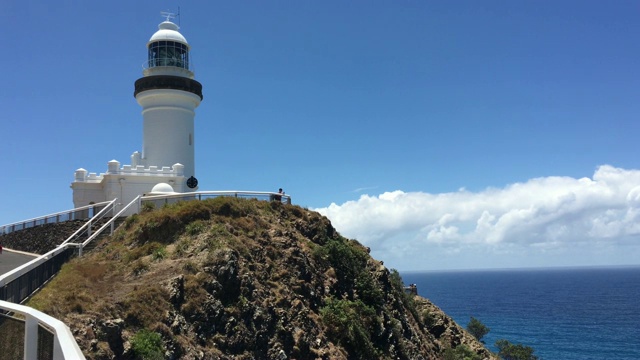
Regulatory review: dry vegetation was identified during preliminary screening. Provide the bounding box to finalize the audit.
[26,197,496,360]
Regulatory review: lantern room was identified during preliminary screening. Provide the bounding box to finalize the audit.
[145,20,192,73]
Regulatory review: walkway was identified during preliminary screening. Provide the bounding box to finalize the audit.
[0,249,38,275]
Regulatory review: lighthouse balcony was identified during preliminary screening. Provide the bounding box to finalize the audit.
[135,75,203,99]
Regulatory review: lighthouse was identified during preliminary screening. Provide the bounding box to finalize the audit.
[135,15,203,183]
[71,14,204,211]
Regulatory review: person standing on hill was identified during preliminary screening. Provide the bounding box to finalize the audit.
[275,188,284,202]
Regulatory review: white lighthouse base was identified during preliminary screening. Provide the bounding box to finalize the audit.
[71,159,195,215]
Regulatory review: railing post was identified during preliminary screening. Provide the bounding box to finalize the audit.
[24,316,38,360]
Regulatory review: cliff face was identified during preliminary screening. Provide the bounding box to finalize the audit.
[27,197,497,360]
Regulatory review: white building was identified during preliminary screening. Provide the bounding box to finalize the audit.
[71,15,203,210]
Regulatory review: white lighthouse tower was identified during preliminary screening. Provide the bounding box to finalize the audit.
[71,14,203,211]
[135,14,202,182]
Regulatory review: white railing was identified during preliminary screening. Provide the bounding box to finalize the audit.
[1,245,65,289]
[60,198,118,247]
[69,196,142,256]
[1,201,114,236]
[0,300,86,360]
[142,190,292,206]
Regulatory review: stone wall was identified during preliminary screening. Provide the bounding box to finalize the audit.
[0,220,88,254]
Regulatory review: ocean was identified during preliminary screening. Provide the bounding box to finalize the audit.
[401,266,640,360]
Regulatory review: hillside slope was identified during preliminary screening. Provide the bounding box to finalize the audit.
[28,197,497,360]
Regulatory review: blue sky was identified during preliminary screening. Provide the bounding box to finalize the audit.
[2,1,640,271]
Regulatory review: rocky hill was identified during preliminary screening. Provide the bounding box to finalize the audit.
[0,220,88,254]
[27,197,497,360]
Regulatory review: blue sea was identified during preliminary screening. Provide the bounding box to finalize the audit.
[401,266,640,360]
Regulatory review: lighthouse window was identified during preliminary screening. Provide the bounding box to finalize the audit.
[148,41,189,69]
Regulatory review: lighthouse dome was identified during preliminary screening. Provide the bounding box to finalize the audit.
[149,21,188,45]
[150,182,175,194]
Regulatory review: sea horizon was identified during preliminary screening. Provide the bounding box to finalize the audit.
[401,266,640,360]
[400,263,640,274]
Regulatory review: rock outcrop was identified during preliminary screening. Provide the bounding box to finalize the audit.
[1,220,87,254]
[27,197,498,359]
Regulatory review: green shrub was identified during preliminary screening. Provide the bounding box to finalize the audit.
[152,246,167,261]
[495,339,539,360]
[130,329,164,359]
[124,214,139,229]
[185,219,207,235]
[444,344,483,360]
[389,269,420,321]
[315,238,369,296]
[141,202,155,213]
[320,298,379,359]
[467,317,490,343]
[355,271,384,307]
[209,223,232,239]
[422,310,437,328]
[389,269,405,293]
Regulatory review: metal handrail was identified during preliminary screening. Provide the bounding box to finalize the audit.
[0,300,86,360]
[67,196,142,256]
[142,190,292,204]
[60,198,118,246]
[0,201,113,235]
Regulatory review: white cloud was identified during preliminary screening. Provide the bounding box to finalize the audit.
[315,165,640,270]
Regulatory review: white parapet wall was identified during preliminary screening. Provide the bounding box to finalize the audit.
[71,160,191,214]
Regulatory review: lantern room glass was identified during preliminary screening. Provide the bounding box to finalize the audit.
[148,41,189,69]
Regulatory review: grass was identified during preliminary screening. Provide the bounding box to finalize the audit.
[185,219,207,235]
[27,260,113,318]
[152,246,167,261]
[124,285,170,328]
